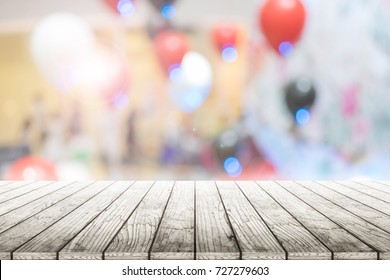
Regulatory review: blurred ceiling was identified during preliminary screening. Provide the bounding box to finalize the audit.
[0,0,261,33]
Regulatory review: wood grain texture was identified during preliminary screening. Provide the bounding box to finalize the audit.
[0,181,111,260]
[337,181,390,203]
[0,181,54,203]
[278,181,390,260]
[195,181,240,260]
[105,181,174,260]
[299,181,390,233]
[0,182,61,216]
[237,181,331,260]
[0,181,34,195]
[150,181,194,260]
[59,181,153,260]
[339,181,390,203]
[1,180,389,260]
[319,181,390,217]
[0,181,86,234]
[13,181,133,260]
[360,181,390,194]
[257,181,376,260]
[216,181,285,260]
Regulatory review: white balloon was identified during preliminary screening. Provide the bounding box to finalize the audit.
[168,51,213,112]
[30,13,96,91]
[181,51,213,88]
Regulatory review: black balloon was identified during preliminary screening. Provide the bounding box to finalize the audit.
[149,0,176,11]
[284,77,316,116]
[213,129,240,166]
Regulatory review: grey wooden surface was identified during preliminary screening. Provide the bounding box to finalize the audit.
[0,180,389,260]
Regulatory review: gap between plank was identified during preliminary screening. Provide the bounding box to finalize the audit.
[147,181,176,260]
[253,181,334,260]
[297,181,390,235]
[335,181,390,205]
[9,181,115,260]
[276,182,380,260]
[0,181,76,221]
[55,181,137,260]
[101,181,156,260]
[315,181,390,218]
[213,181,242,260]
[235,181,288,260]
[0,181,55,205]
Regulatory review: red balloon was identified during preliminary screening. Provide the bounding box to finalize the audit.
[102,0,120,14]
[153,30,190,74]
[259,0,306,54]
[211,22,238,51]
[5,156,58,180]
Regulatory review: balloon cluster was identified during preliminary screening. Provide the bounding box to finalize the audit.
[153,30,189,75]
[153,30,213,112]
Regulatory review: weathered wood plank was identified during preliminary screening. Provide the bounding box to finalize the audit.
[354,181,390,195]
[13,181,134,260]
[195,181,239,260]
[0,182,62,216]
[105,181,174,260]
[299,181,390,233]
[216,181,285,260]
[257,181,376,260]
[150,181,194,260]
[0,181,34,195]
[337,181,390,203]
[0,181,54,203]
[364,181,390,193]
[0,181,83,233]
[375,181,390,186]
[59,181,154,260]
[319,181,390,216]
[278,181,390,260]
[0,181,112,260]
[237,181,330,260]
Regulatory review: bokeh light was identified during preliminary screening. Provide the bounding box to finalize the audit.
[111,91,129,108]
[161,3,176,19]
[168,64,183,83]
[295,108,311,125]
[221,46,238,63]
[223,156,242,177]
[117,0,136,17]
[278,41,294,57]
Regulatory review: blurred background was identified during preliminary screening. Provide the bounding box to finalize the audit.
[0,0,389,181]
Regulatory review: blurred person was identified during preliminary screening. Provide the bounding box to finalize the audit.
[99,105,122,179]
[64,102,95,165]
[29,93,47,153]
[42,113,65,162]
[125,110,138,162]
[20,119,32,154]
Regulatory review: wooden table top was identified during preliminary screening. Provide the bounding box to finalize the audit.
[0,180,389,260]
